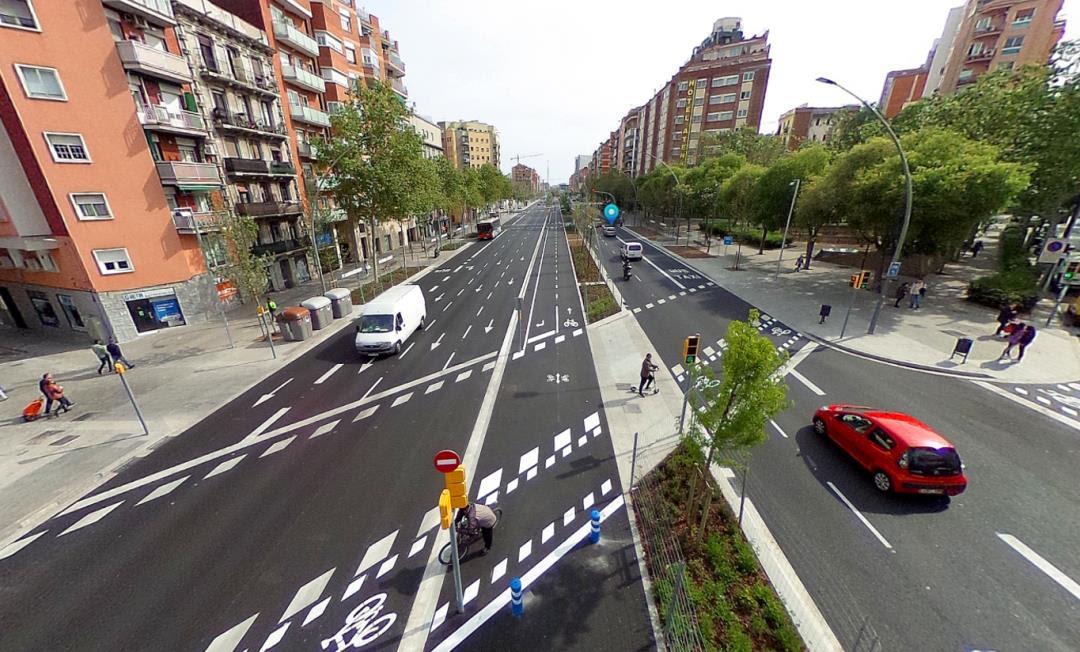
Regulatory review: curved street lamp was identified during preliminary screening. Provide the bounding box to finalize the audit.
[816,77,913,335]
[641,150,686,243]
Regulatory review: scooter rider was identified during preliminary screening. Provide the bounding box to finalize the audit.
[623,258,632,280]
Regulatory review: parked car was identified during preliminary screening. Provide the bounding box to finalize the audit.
[602,225,617,237]
[622,241,643,260]
[812,405,968,496]
[354,284,426,357]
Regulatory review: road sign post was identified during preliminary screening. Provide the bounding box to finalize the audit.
[438,461,468,614]
[114,362,148,435]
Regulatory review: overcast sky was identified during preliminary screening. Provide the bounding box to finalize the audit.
[370,0,1078,184]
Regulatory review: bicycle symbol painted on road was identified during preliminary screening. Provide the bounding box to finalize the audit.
[667,268,701,280]
[563,318,579,328]
[321,593,397,651]
[770,326,792,337]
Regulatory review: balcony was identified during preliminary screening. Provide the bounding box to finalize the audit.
[116,40,192,83]
[974,23,1003,37]
[172,209,222,235]
[102,0,175,26]
[270,160,296,176]
[390,78,407,98]
[288,103,331,128]
[224,157,269,175]
[212,109,289,139]
[296,140,318,160]
[137,105,206,135]
[280,63,326,93]
[155,161,222,188]
[272,20,319,58]
[252,238,304,256]
[236,201,303,218]
[386,52,406,76]
[966,48,995,62]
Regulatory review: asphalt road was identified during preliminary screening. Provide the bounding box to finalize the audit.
[599,225,1080,651]
[0,203,652,652]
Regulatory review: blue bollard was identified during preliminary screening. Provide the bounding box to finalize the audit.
[590,509,601,544]
[510,576,523,617]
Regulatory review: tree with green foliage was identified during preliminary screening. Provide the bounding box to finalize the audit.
[432,156,464,244]
[683,153,746,243]
[315,80,427,280]
[219,210,270,303]
[718,163,765,229]
[589,171,637,211]
[750,145,831,254]
[684,309,789,538]
[638,165,686,226]
[699,127,786,166]
[826,105,879,152]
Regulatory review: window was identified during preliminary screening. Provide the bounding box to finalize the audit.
[743,71,755,82]
[677,81,688,91]
[345,45,356,64]
[998,61,1015,71]
[711,77,724,87]
[1013,8,1034,25]
[868,429,895,451]
[706,112,721,122]
[736,108,748,118]
[693,97,704,106]
[675,98,687,108]
[720,93,736,103]
[1002,36,1024,54]
[673,116,684,124]
[92,248,133,275]
[975,17,992,31]
[339,11,350,32]
[70,193,112,220]
[15,64,65,100]
[198,34,218,71]
[717,111,733,120]
[839,414,873,433]
[740,90,751,100]
[0,0,38,30]
[45,133,90,162]
[718,74,738,86]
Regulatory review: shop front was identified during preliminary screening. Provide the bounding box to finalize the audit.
[123,288,187,333]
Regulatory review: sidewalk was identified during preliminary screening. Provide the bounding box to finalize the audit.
[625,222,1080,384]
[0,241,474,548]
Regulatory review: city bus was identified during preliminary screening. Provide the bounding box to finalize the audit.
[476,217,502,240]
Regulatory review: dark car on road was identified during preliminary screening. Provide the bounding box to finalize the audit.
[812,405,968,496]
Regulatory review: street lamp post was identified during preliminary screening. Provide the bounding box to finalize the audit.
[816,77,913,335]
[774,178,801,277]
[641,151,683,242]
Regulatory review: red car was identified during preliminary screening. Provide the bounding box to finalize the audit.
[812,405,968,496]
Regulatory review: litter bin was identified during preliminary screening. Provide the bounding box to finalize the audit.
[324,288,353,319]
[278,307,312,341]
[302,296,333,331]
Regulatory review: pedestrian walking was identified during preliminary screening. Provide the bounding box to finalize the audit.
[894,282,910,308]
[909,283,926,309]
[1000,323,1027,360]
[92,339,113,374]
[794,254,805,271]
[106,337,135,369]
[970,240,984,258]
[266,297,278,320]
[39,373,53,415]
[639,353,659,396]
[994,305,1017,336]
[1017,324,1037,361]
[43,376,73,416]
[819,304,832,324]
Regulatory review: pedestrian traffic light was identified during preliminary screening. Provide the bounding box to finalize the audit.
[683,334,700,364]
[849,271,872,289]
[439,489,453,530]
[1063,260,1080,285]
[444,465,468,509]
[849,274,859,288]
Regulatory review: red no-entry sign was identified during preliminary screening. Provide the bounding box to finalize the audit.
[433,449,461,473]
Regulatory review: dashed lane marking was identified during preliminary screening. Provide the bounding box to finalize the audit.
[310,420,339,439]
[352,405,379,422]
[279,568,335,623]
[356,530,398,576]
[204,455,245,479]
[391,393,414,407]
[135,476,189,505]
[59,501,124,537]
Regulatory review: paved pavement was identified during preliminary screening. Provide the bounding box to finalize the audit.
[593,225,1080,651]
[0,202,654,652]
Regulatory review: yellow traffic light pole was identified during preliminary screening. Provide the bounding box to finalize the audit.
[441,466,468,613]
[678,334,700,434]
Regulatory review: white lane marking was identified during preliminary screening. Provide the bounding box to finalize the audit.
[703,346,716,357]
[527,329,556,344]
[430,603,449,632]
[1063,407,1078,417]
[398,342,415,359]
[633,307,642,313]
[577,435,587,447]
[356,530,399,575]
[361,377,383,401]
[535,342,546,351]
[391,392,413,407]
[463,579,480,606]
[826,481,893,550]
[59,501,125,537]
[302,597,330,627]
[542,523,555,544]
[483,360,496,373]
[310,420,339,439]
[441,276,450,282]
[430,285,439,293]
[342,576,365,601]
[640,254,687,289]
[260,622,289,651]
[555,335,565,344]
[376,554,399,579]
[205,455,246,479]
[770,420,789,438]
[561,446,571,458]
[554,428,572,451]
[584,412,600,432]
[453,265,462,273]
[136,476,189,505]
[248,407,290,440]
[974,381,1080,432]
[260,436,296,458]
[352,405,379,422]
[1015,387,1029,395]
[512,351,524,360]
[0,530,47,561]
[491,558,508,584]
[601,479,612,495]
[425,381,444,394]
[789,369,826,396]
[1069,382,1080,391]
[593,426,602,437]
[314,363,344,385]
[657,299,666,305]
[477,469,503,500]
[997,532,1080,600]
[583,492,595,510]
[645,302,655,309]
[442,301,453,312]
[430,496,626,652]
[679,291,687,296]
[434,293,445,303]
[544,455,555,469]
[573,328,582,337]
[462,325,473,339]
[519,447,539,473]
[254,378,293,407]
[442,352,456,370]
[409,536,428,559]
[506,478,519,494]
[476,307,483,317]
[426,319,437,331]
[417,507,440,536]
[487,291,493,300]
[280,568,335,622]
[563,507,575,526]
[518,539,533,562]
[457,288,464,296]
[205,614,259,652]
[1036,396,1052,406]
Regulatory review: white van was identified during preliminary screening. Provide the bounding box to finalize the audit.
[354,284,426,357]
[622,241,643,260]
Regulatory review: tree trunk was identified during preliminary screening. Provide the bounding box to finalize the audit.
[758,226,767,255]
[804,238,815,271]
[369,214,380,287]
[696,487,714,541]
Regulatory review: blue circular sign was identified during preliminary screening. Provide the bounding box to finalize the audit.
[603,203,620,224]
[1047,240,1065,253]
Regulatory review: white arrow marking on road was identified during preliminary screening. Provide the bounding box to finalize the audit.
[475,284,483,293]
[485,319,494,334]
[431,333,445,350]
[253,378,292,407]
[434,293,445,302]
[535,320,544,328]
[357,362,372,375]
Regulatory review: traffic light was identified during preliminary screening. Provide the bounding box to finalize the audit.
[1063,260,1080,284]
[444,465,468,509]
[849,274,860,288]
[683,334,701,364]
[849,271,872,289]
[439,489,453,530]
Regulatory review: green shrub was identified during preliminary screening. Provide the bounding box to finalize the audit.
[732,535,758,576]
[967,267,1039,311]
[725,624,753,652]
[998,225,1029,272]
[706,534,737,586]
[701,223,785,249]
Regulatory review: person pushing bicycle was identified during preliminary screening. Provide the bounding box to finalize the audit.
[455,502,497,555]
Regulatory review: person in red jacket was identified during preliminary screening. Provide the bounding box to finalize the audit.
[42,373,73,416]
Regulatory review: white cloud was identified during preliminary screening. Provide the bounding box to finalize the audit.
[371,0,1079,183]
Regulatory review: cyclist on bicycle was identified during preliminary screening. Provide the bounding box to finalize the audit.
[455,502,497,555]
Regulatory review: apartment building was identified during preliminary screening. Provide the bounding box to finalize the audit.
[174,0,307,291]
[410,113,444,160]
[511,164,540,195]
[777,104,859,149]
[616,107,644,176]
[880,67,931,119]
[0,0,222,341]
[440,120,500,171]
[937,0,1065,95]
[923,6,966,97]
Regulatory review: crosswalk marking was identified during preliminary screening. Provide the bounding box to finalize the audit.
[583,492,595,510]
[431,603,449,632]
[302,597,331,627]
[342,575,366,601]
[553,428,571,451]
[352,405,379,422]
[204,455,245,479]
[601,479,613,495]
[259,436,295,458]
[477,469,502,500]
[492,558,508,583]
[409,536,428,558]
[59,501,124,537]
[205,614,259,652]
[455,370,472,382]
[136,476,189,506]
[519,446,539,473]
[310,420,339,439]
[280,568,335,623]
[542,522,555,544]
[505,478,519,494]
[545,455,555,469]
[259,622,289,651]
[391,392,413,407]
[0,531,47,561]
[584,411,600,432]
[577,435,587,447]
[417,507,440,536]
[563,507,575,526]
[376,554,399,579]
[518,539,533,562]
[425,381,444,394]
[526,467,538,481]
[463,579,480,606]
[356,530,398,576]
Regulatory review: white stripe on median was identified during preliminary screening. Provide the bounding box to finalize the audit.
[997,532,1080,600]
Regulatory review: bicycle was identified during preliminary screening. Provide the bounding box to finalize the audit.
[438,507,502,565]
[320,593,397,651]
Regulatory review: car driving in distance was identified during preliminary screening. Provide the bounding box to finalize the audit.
[812,405,968,496]
[602,225,617,237]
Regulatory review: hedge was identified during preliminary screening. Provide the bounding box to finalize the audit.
[700,222,785,249]
[967,225,1040,310]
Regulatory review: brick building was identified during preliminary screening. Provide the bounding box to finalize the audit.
[776,105,859,149]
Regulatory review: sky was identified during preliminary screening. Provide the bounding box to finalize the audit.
[370,0,1079,185]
